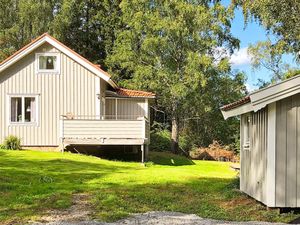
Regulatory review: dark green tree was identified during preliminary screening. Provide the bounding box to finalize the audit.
[0,0,123,68]
[0,0,60,61]
[52,0,123,67]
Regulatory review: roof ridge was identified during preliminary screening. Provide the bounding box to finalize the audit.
[0,33,118,88]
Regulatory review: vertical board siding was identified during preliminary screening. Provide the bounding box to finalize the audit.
[276,94,300,207]
[240,108,268,204]
[0,43,100,146]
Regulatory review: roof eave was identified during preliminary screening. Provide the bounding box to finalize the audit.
[221,102,254,120]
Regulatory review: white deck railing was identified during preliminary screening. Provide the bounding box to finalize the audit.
[60,115,150,143]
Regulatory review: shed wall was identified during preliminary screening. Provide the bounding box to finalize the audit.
[0,43,102,146]
[240,108,268,204]
[275,93,300,207]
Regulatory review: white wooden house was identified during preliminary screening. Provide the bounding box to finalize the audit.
[0,33,155,162]
[221,75,300,208]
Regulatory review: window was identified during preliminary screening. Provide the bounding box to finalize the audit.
[36,53,60,73]
[243,115,251,150]
[10,96,38,124]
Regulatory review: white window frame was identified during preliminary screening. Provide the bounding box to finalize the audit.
[7,94,39,126]
[35,53,60,74]
[243,115,251,150]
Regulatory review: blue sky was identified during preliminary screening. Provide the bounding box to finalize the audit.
[225,3,298,91]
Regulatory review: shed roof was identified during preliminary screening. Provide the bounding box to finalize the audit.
[221,74,300,119]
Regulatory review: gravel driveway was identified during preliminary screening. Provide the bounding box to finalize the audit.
[30,211,297,225]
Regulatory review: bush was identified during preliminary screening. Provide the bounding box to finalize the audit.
[3,135,21,150]
[189,140,239,162]
[150,129,171,151]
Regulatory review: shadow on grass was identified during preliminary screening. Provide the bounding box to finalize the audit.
[149,151,195,166]
[0,150,296,224]
[0,150,138,223]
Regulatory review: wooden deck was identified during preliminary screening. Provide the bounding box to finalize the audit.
[60,116,150,146]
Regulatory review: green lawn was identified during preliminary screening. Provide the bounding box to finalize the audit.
[0,150,297,224]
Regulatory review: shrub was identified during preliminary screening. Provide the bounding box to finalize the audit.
[3,135,21,150]
[189,140,238,162]
[150,129,171,151]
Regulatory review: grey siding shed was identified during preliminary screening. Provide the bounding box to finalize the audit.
[240,108,268,204]
[275,94,300,207]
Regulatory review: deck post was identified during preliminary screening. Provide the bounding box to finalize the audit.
[60,115,65,153]
[141,144,145,163]
[145,144,149,161]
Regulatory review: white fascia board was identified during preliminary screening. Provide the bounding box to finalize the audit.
[0,37,46,72]
[251,75,300,111]
[45,36,111,83]
[221,102,254,120]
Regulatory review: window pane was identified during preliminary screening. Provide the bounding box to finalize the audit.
[11,97,22,122]
[25,97,36,122]
[39,56,56,70]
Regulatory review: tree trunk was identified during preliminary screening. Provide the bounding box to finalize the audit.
[171,116,179,154]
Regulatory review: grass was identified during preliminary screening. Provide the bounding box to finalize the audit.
[0,150,297,224]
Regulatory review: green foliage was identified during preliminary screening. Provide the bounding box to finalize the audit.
[248,40,292,82]
[2,135,21,150]
[108,0,244,151]
[0,0,59,61]
[0,0,122,67]
[180,71,247,147]
[51,0,123,67]
[235,0,300,56]
[0,150,296,224]
[150,129,171,152]
[283,69,300,80]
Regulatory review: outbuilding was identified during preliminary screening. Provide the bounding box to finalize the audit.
[221,75,300,208]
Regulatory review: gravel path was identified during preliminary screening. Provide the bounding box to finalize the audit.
[30,211,296,225]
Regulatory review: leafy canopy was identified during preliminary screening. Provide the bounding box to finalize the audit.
[108,0,240,116]
[0,0,122,68]
[234,0,300,56]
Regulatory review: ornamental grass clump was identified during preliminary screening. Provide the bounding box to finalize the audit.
[3,135,21,150]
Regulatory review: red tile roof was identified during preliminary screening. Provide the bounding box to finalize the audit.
[221,96,251,111]
[116,88,156,98]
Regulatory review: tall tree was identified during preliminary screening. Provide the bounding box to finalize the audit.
[0,0,123,68]
[0,0,60,61]
[248,40,291,83]
[108,0,240,153]
[181,71,247,148]
[234,0,300,56]
[52,0,122,67]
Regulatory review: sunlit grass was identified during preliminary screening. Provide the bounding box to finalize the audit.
[0,150,296,224]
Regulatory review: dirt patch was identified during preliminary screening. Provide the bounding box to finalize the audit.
[30,193,92,224]
[220,197,254,209]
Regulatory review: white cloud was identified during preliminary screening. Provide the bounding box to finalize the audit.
[245,83,256,92]
[229,47,253,66]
